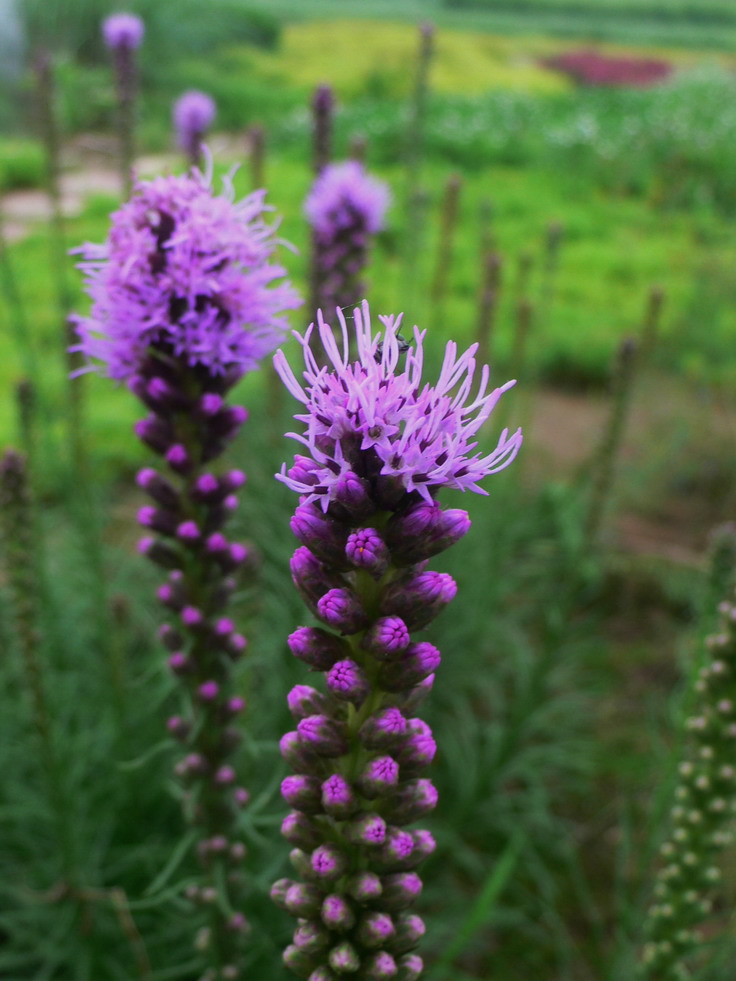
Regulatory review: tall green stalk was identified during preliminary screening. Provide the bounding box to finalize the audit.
[430,173,462,325]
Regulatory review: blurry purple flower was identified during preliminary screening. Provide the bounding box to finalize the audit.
[275,301,522,509]
[102,12,144,50]
[306,161,389,238]
[173,90,217,165]
[73,164,300,381]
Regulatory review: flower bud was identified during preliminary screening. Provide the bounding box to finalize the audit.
[288,684,333,719]
[385,779,438,825]
[395,732,437,771]
[285,882,323,918]
[400,675,435,714]
[328,941,360,975]
[317,587,369,634]
[281,775,323,813]
[359,756,399,798]
[358,913,396,949]
[291,502,351,567]
[270,878,295,910]
[379,643,441,691]
[310,843,349,882]
[381,572,457,630]
[282,811,323,851]
[360,951,398,979]
[380,873,423,910]
[396,953,423,980]
[345,813,387,847]
[298,715,349,757]
[359,708,408,750]
[136,468,179,509]
[283,944,317,978]
[138,505,177,536]
[387,502,471,564]
[322,774,357,817]
[346,871,383,903]
[327,659,370,704]
[321,894,356,932]
[294,920,331,954]
[362,617,411,662]
[288,627,350,670]
[345,527,390,578]
[390,913,425,955]
[291,547,342,607]
[333,470,374,519]
[376,829,415,871]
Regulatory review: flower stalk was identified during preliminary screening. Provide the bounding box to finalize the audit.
[102,13,144,198]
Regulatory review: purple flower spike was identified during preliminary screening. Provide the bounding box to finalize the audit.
[345,527,390,578]
[173,90,216,167]
[359,756,400,799]
[327,659,370,704]
[362,617,411,662]
[381,571,457,631]
[317,587,368,634]
[102,12,144,50]
[273,304,521,974]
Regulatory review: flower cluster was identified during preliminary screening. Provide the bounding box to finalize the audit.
[543,49,672,88]
[306,162,389,317]
[102,11,144,50]
[174,90,217,168]
[73,165,300,381]
[642,589,736,980]
[75,163,299,980]
[271,303,521,979]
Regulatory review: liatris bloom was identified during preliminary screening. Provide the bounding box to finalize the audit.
[641,586,736,980]
[102,12,144,197]
[73,165,300,979]
[272,302,521,978]
[305,161,389,321]
[174,90,217,169]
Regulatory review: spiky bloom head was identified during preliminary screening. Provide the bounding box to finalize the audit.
[102,12,144,50]
[173,90,217,147]
[275,302,521,509]
[73,164,300,381]
[305,161,390,238]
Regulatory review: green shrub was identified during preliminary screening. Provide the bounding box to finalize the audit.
[0,139,45,191]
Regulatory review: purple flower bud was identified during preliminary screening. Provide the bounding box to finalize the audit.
[288,455,320,487]
[228,912,248,934]
[359,756,399,798]
[396,953,423,980]
[395,732,436,771]
[206,531,229,554]
[328,940,360,975]
[317,587,368,634]
[288,684,333,719]
[137,505,176,535]
[270,877,294,910]
[411,829,436,862]
[229,841,246,862]
[280,731,321,773]
[376,829,415,871]
[298,714,348,757]
[308,969,337,981]
[291,502,350,567]
[379,642,441,691]
[181,605,204,628]
[400,675,435,714]
[290,547,342,607]
[387,502,471,564]
[385,779,438,825]
[321,774,357,817]
[165,443,191,474]
[134,415,173,454]
[345,527,389,578]
[227,633,248,658]
[176,520,200,543]
[138,536,180,568]
[234,787,250,807]
[345,813,387,847]
[102,12,144,50]
[215,765,236,786]
[281,775,323,813]
[391,913,425,955]
[283,944,317,977]
[361,951,398,979]
[288,626,350,670]
[193,473,220,499]
[327,659,370,703]
[157,583,181,610]
[321,894,356,932]
[136,468,179,508]
[199,392,223,416]
[282,811,322,851]
[358,913,396,950]
[347,871,383,903]
[174,90,217,154]
[285,881,323,917]
[380,873,423,910]
[310,843,348,882]
[198,680,219,701]
[381,571,457,630]
[168,651,189,674]
[333,470,374,519]
[362,617,411,662]
[294,919,330,954]
[159,622,182,649]
[359,708,408,750]
[166,715,190,741]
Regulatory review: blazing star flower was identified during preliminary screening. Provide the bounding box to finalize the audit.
[73,162,300,381]
[306,162,389,318]
[272,302,521,979]
[173,90,216,168]
[102,11,144,50]
[275,301,522,510]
